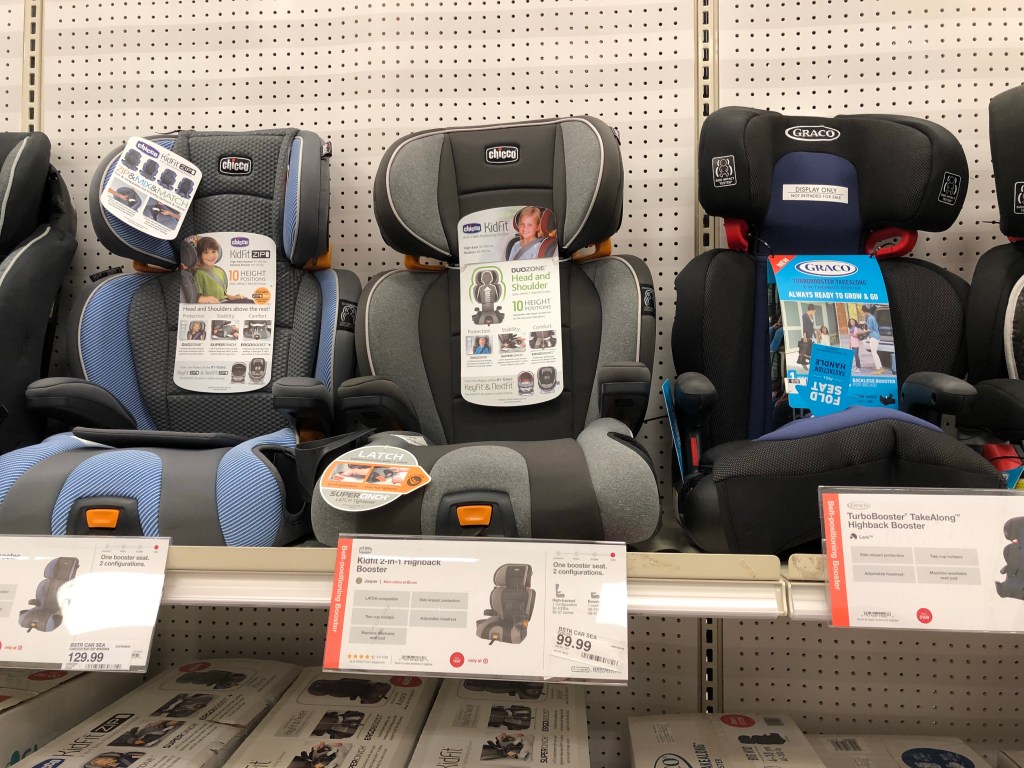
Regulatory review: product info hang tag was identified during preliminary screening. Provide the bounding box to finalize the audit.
[324,537,628,683]
[0,536,169,672]
[173,232,276,393]
[318,444,432,512]
[99,136,202,240]
[772,254,898,416]
[820,487,1024,632]
[457,206,563,407]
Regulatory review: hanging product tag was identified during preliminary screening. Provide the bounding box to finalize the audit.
[99,137,202,240]
[458,206,563,406]
[771,255,898,416]
[173,232,276,393]
[0,536,169,672]
[318,444,432,512]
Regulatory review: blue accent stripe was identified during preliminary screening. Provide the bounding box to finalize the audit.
[52,450,162,536]
[314,270,339,389]
[0,433,85,506]
[757,406,941,441]
[216,428,296,546]
[283,137,302,262]
[80,274,158,429]
[100,139,177,266]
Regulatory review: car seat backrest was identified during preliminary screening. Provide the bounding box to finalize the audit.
[82,130,335,438]
[489,563,535,622]
[0,133,51,253]
[698,107,968,254]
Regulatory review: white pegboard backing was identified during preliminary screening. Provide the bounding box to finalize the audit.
[0,0,23,129]
[39,0,697,519]
[149,606,707,768]
[720,619,1023,761]
[718,2,1024,278]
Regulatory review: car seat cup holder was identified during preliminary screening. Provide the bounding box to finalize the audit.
[476,564,536,645]
[996,516,1024,600]
[17,556,79,633]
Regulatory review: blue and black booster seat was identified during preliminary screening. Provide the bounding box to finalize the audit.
[309,116,660,545]
[0,129,360,545]
[476,564,536,645]
[0,133,77,454]
[18,556,79,632]
[673,107,1003,555]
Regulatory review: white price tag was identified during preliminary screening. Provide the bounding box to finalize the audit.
[0,536,169,672]
[324,536,628,682]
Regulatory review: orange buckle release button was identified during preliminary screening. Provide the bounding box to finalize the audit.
[456,505,492,527]
[86,508,120,529]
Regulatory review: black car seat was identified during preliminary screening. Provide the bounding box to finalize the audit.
[0,129,360,546]
[476,564,536,645]
[462,679,545,699]
[18,556,79,632]
[311,116,660,545]
[0,133,78,454]
[307,678,391,704]
[176,669,247,689]
[673,107,1003,554]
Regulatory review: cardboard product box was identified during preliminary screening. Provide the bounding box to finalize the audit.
[808,734,993,768]
[628,713,826,768]
[21,658,301,768]
[408,678,590,767]
[226,669,439,768]
[1,669,141,768]
[998,753,1024,768]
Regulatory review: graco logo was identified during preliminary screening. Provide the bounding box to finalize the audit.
[485,145,519,164]
[230,236,250,247]
[785,125,841,142]
[463,223,482,234]
[847,501,871,510]
[219,156,252,175]
[795,260,858,276]
[938,171,962,206]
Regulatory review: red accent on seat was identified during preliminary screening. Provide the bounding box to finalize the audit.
[689,436,700,467]
[981,442,1022,472]
[723,218,750,252]
[1009,236,1024,243]
[865,227,918,258]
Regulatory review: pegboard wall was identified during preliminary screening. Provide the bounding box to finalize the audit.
[0,0,23,129]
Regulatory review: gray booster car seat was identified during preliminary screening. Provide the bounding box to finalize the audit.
[0,129,360,545]
[476,564,536,645]
[673,107,1003,554]
[0,133,78,454]
[310,116,660,544]
[18,556,79,632]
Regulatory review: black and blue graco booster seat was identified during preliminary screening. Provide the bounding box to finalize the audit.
[310,116,661,545]
[0,133,78,454]
[0,129,361,545]
[673,107,1003,555]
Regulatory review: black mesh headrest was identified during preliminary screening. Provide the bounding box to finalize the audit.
[374,116,623,264]
[990,85,1024,239]
[0,133,52,253]
[699,107,968,235]
[493,564,532,589]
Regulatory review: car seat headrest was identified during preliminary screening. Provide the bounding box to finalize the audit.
[0,132,52,253]
[990,84,1024,240]
[90,128,330,270]
[374,116,623,264]
[493,564,532,589]
[699,107,968,254]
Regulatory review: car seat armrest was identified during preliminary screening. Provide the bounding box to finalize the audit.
[900,372,977,424]
[26,377,137,430]
[482,609,497,616]
[596,363,651,434]
[72,428,245,450]
[674,372,719,480]
[338,375,421,433]
[273,377,334,438]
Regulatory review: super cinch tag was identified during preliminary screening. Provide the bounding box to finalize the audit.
[319,445,431,512]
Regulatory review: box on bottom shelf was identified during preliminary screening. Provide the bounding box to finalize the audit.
[629,713,825,768]
[1,670,140,768]
[21,658,300,768]
[997,752,1023,768]
[225,669,439,768]
[808,734,992,768]
[409,678,590,767]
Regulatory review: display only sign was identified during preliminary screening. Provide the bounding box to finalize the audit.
[324,537,628,683]
[821,488,1024,631]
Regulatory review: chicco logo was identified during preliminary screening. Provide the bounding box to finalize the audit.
[795,260,858,276]
[219,156,252,175]
[785,125,841,142]
[230,236,250,247]
[137,141,160,159]
[463,223,482,234]
[485,145,519,164]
